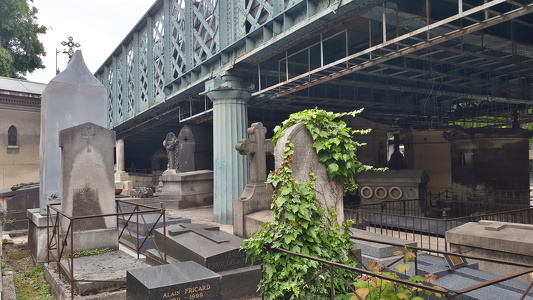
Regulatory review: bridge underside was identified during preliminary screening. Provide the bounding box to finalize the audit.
[97,0,533,169]
[105,0,533,144]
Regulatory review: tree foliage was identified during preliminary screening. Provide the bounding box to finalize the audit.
[0,0,47,78]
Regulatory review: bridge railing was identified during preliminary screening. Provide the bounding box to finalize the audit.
[94,0,285,128]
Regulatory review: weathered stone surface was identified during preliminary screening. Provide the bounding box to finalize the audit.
[59,122,118,252]
[356,170,429,212]
[59,123,116,229]
[44,249,151,298]
[274,123,344,224]
[234,122,274,238]
[447,220,533,282]
[158,170,213,208]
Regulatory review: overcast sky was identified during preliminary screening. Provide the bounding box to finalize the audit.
[26,0,156,84]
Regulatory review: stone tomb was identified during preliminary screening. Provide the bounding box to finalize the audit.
[233,122,274,238]
[152,223,261,300]
[29,50,109,263]
[444,128,532,205]
[349,228,417,267]
[127,261,221,300]
[158,170,214,209]
[155,223,249,271]
[356,170,429,213]
[447,220,533,282]
[0,184,39,231]
[58,122,118,252]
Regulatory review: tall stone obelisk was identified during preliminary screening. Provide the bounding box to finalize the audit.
[28,50,109,263]
[39,50,108,213]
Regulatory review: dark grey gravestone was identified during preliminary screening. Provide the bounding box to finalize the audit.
[126,261,221,300]
[0,185,39,231]
[154,223,251,272]
[177,125,213,172]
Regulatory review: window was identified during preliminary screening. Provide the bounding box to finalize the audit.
[8,126,17,146]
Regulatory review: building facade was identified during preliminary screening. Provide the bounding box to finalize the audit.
[0,77,45,189]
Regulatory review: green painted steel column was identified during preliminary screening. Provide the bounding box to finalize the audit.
[205,75,250,224]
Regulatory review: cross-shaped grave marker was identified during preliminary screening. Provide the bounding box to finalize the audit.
[168,223,229,243]
[235,122,273,183]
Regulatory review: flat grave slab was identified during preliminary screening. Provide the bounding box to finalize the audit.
[154,223,251,272]
[127,261,221,300]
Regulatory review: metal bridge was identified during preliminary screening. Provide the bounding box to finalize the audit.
[95,0,533,223]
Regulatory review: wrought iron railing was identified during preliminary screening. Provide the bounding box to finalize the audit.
[345,200,533,252]
[267,238,533,299]
[46,200,167,299]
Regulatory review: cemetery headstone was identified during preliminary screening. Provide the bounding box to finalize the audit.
[0,184,39,231]
[177,125,213,172]
[274,123,344,224]
[30,50,109,264]
[59,122,118,252]
[127,262,221,300]
[151,223,261,300]
[233,122,274,238]
[39,50,108,214]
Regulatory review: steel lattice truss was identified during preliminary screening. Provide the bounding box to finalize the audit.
[95,0,533,138]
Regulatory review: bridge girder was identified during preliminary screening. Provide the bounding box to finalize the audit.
[94,0,533,139]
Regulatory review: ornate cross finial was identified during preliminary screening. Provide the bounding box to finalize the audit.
[61,36,81,58]
[235,122,273,183]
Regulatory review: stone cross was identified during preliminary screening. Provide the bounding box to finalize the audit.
[168,223,229,243]
[235,122,273,183]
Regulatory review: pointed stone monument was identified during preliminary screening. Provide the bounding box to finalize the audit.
[28,50,109,263]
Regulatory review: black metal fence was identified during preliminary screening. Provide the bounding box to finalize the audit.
[345,197,533,252]
[46,200,167,299]
[269,242,533,300]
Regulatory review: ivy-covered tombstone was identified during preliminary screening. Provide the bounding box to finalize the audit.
[241,108,376,299]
